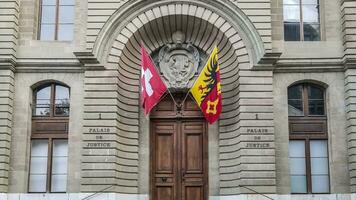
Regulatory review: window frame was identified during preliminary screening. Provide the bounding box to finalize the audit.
[32,83,70,118]
[288,138,330,194]
[29,82,70,193]
[288,83,326,118]
[28,138,68,193]
[283,0,322,41]
[288,83,330,194]
[37,0,75,41]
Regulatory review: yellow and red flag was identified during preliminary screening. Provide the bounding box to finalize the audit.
[190,46,222,124]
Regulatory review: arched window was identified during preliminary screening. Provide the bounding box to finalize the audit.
[29,83,69,193]
[288,83,329,194]
[33,83,70,117]
[288,83,325,117]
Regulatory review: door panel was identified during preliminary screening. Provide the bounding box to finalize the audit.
[152,122,177,200]
[182,121,205,174]
[181,121,206,200]
[184,186,203,200]
[185,134,202,171]
[151,120,207,200]
[156,133,174,172]
[156,186,174,200]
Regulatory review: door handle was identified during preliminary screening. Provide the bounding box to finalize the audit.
[182,171,186,180]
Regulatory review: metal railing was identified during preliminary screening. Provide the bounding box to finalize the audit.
[239,185,275,200]
[81,185,115,200]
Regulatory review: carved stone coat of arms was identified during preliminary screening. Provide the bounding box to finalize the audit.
[158,33,200,90]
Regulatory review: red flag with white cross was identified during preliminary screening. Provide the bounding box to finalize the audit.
[140,45,167,115]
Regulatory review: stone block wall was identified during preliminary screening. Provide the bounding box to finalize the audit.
[0,0,18,60]
[0,0,18,192]
[0,0,351,196]
[232,0,272,52]
[345,69,356,192]
[85,0,272,53]
[342,0,356,193]
[82,0,277,195]
[0,70,14,192]
[81,69,140,193]
[341,1,356,59]
[238,70,275,194]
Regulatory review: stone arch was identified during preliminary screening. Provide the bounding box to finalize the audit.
[108,15,246,195]
[31,79,70,90]
[106,12,250,195]
[92,0,265,66]
[288,79,329,89]
[82,0,272,196]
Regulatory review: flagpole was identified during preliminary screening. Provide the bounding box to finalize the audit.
[166,88,180,107]
[180,90,190,107]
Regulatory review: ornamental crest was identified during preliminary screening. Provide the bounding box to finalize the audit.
[158,32,200,89]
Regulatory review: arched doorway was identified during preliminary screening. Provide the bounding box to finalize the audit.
[81,0,276,195]
[150,93,208,200]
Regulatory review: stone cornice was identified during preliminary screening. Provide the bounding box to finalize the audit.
[275,57,345,72]
[74,51,105,71]
[1,56,90,73]
[3,54,354,73]
[1,52,107,73]
[343,58,356,70]
[15,58,83,73]
[252,52,282,71]
[0,58,16,72]
[253,56,349,73]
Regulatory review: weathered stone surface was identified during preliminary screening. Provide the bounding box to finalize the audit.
[2,0,353,197]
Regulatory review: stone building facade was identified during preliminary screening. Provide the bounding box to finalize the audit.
[0,0,355,199]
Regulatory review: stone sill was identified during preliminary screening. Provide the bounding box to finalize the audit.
[0,193,353,200]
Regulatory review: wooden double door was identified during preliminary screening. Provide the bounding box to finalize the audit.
[150,95,208,200]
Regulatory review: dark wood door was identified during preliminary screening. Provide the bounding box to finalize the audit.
[180,121,207,200]
[150,94,208,200]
